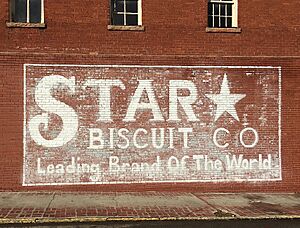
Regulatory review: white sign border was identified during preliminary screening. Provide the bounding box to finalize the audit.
[23,64,282,186]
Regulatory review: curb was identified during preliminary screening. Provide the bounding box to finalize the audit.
[0,215,300,225]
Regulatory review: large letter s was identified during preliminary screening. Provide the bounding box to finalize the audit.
[28,75,78,147]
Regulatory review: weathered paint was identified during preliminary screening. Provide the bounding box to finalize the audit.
[23,65,281,186]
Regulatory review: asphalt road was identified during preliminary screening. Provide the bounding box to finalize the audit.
[2,219,300,228]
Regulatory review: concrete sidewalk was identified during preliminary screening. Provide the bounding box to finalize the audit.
[0,192,299,225]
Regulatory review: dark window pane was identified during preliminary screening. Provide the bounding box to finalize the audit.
[112,0,116,11]
[208,15,213,27]
[208,3,213,16]
[220,17,226,27]
[29,0,41,23]
[227,4,232,16]
[126,14,138,25]
[112,13,124,25]
[214,16,219,27]
[116,0,124,12]
[227,17,232,27]
[127,0,138,13]
[220,4,226,16]
[214,4,219,15]
[13,0,27,22]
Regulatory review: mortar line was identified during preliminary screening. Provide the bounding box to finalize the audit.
[0,51,300,59]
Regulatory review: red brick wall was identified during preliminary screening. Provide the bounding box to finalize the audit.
[0,1,299,56]
[0,0,299,192]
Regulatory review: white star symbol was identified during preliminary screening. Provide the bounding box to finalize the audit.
[205,74,246,122]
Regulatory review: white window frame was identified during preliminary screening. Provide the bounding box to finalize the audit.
[111,0,142,26]
[11,0,44,23]
[208,0,238,28]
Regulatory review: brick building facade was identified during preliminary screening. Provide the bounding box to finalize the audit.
[0,0,299,192]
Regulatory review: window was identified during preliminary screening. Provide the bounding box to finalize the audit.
[10,0,44,23]
[208,0,237,28]
[111,0,142,26]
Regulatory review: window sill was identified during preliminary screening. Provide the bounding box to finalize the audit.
[107,25,145,31]
[206,27,241,33]
[6,22,46,28]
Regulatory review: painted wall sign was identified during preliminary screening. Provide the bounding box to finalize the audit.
[23,65,281,186]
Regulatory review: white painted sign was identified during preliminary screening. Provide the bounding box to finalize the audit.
[23,65,281,186]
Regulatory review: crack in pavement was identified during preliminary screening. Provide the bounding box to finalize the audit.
[43,192,56,216]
